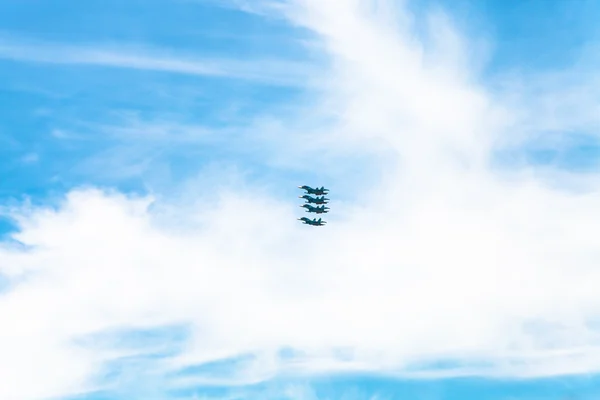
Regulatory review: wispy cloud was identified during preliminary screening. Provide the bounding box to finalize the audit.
[0,35,316,86]
[20,152,39,164]
[1,0,600,399]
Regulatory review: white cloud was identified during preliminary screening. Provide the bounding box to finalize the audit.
[2,0,600,399]
[0,36,313,87]
[20,153,39,164]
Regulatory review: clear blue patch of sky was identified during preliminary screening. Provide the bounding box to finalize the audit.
[476,0,600,73]
[0,0,310,59]
[169,353,257,381]
[159,372,600,400]
[57,364,600,400]
[74,324,191,354]
[76,346,593,400]
[492,132,600,174]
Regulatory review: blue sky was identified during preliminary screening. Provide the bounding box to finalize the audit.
[1,0,600,399]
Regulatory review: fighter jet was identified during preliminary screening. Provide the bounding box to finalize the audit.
[298,217,326,226]
[298,185,329,195]
[299,194,329,204]
[300,204,330,214]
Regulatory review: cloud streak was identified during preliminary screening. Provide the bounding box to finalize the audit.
[2,0,600,399]
[0,36,315,86]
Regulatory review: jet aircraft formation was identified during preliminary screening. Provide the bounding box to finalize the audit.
[297,185,329,226]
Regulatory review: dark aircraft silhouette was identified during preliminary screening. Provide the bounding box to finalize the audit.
[298,185,329,195]
[299,195,329,204]
[298,217,326,226]
[300,204,329,214]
